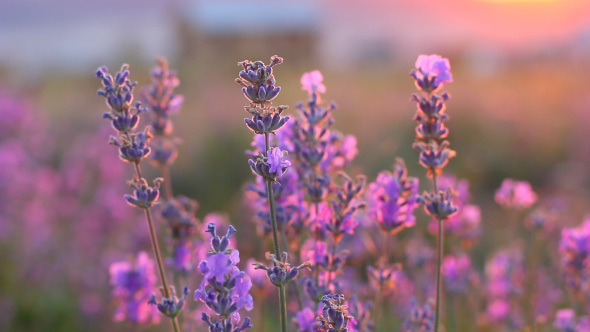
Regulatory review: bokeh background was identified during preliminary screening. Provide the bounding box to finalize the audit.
[1,0,590,331]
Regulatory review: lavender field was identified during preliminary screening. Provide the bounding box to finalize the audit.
[1,1,590,332]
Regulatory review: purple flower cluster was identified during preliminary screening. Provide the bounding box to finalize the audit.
[109,252,160,325]
[553,309,590,332]
[367,159,419,234]
[315,294,355,332]
[403,298,435,332]
[559,219,590,293]
[195,223,254,332]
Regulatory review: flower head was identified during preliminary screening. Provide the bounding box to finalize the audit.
[301,70,326,96]
[495,178,537,209]
[413,54,453,89]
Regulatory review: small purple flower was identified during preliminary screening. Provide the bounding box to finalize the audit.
[418,189,459,221]
[412,54,453,89]
[148,286,189,318]
[248,147,291,182]
[124,177,163,209]
[267,147,291,177]
[236,55,283,105]
[254,252,311,287]
[495,178,538,209]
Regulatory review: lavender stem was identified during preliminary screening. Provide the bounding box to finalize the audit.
[134,162,181,332]
[264,131,288,332]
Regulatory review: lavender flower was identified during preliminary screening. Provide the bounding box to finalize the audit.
[254,252,311,287]
[124,177,163,209]
[149,286,189,318]
[316,294,355,332]
[142,58,184,166]
[559,219,590,293]
[495,178,538,209]
[236,56,283,105]
[109,252,160,325]
[553,309,590,332]
[411,55,453,91]
[368,159,419,234]
[403,298,435,332]
[248,147,291,182]
[195,223,253,332]
[418,190,458,221]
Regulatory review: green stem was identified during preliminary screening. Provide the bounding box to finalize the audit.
[432,171,443,332]
[159,164,174,201]
[263,132,287,332]
[134,163,180,332]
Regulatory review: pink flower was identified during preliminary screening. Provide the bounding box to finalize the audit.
[494,178,537,209]
[300,70,326,96]
[415,54,453,87]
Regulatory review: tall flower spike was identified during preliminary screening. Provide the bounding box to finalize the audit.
[195,223,253,332]
[142,58,184,167]
[410,54,455,332]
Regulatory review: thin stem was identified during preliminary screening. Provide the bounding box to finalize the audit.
[263,132,287,332]
[432,171,443,332]
[374,232,391,332]
[133,163,180,332]
[281,231,304,310]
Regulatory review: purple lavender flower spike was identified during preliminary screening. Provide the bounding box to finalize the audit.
[316,294,355,332]
[368,158,419,234]
[404,298,435,332]
[109,252,160,325]
[196,223,253,332]
[142,58,184,167]
[494,178,538,209]
[559,219,590,293]
[552,309,590,332]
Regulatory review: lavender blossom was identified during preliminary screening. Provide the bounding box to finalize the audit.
[248,147,291,182]
[403,298,435,332]
[254,252,311,287]
[300,70,326,96]
[316,294,355,332]
[124,177,163,209]
[142,58,184,166]
[149,286,189,318]
[109,252,160,325]
[495,178,538,209]
[195,223,253,332]
[368,159,419,234]
[559,219,590,293]
[411,55,453,91]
